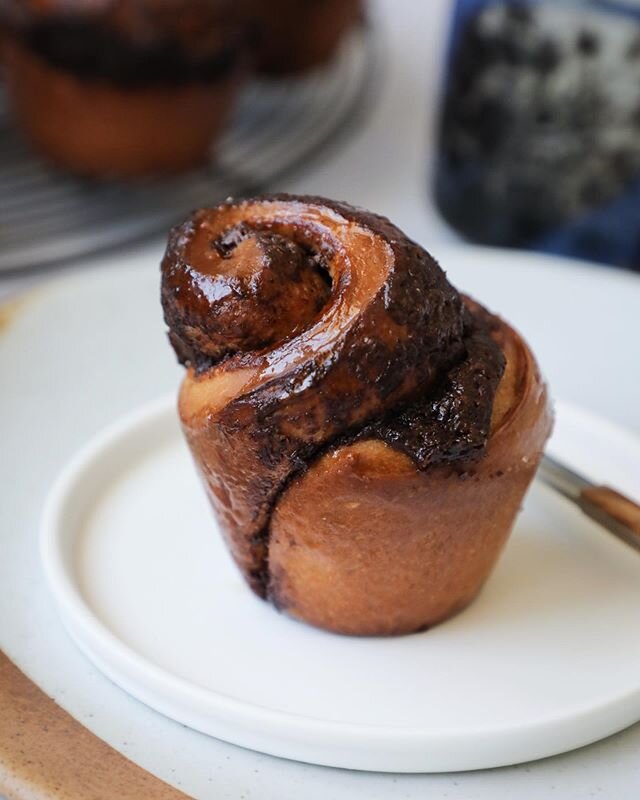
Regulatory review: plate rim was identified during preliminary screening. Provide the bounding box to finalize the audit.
[39,395,640,771]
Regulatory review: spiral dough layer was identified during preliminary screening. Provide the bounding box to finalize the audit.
[161,195,507,600]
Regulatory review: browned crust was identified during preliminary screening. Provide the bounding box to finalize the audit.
[165,195,478,593]
[267,313,552,635]
[162,195,551,635]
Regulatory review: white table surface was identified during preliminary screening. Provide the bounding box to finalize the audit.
[2,1,640,797]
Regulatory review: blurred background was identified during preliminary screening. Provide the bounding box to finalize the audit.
[1,0,639,274]
[436,0,640,270]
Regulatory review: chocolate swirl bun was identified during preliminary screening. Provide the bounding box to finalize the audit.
[162,195,552,635]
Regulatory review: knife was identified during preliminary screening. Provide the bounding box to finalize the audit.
[538,454,640,553]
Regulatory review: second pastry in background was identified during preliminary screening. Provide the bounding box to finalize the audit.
[1,0,249,177]
[245,0,365,75]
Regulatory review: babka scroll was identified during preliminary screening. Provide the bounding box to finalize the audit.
[161,195,552,635]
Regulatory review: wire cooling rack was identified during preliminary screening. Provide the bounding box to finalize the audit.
[0,28,380,274]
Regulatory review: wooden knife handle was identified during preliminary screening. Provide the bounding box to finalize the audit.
[580,485,640,549]
[0,651,192,800]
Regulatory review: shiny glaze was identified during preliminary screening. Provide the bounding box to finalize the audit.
[161,195,505,595]
[268,314,552,634]
[363,301,504,469]
[164,220,331,367]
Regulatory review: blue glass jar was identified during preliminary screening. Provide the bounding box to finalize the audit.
[434,0,640,270]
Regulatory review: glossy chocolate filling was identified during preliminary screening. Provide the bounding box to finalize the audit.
[165,221,331,368]
[362,307,504,470]
[161,195,505,593]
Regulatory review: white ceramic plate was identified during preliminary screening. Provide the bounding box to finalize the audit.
[40,395,640,773]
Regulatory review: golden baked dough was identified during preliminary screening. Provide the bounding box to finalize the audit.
[161,195,552,635]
